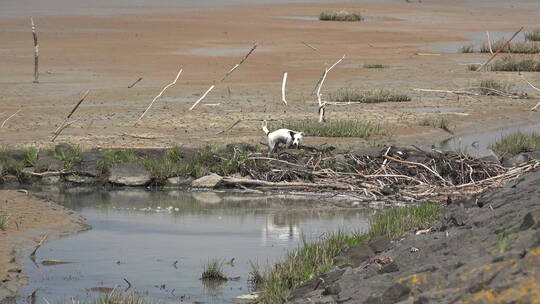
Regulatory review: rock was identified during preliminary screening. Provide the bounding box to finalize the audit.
[40,175,61,184]
[368,236,391,253]
[519,213,535,231]
[524,151,540,161]
[0,150,27,162]
[381,186,397,196]
[73,151,105,177]
[337,243,375,267]
[36,154,64,171]
[322,283,341,296]
[352,147,384,159]
[381,283,411,303]
[133,148,166,160]
[108,162,151,186]
[65,174,97,184]
[478,154,500,164]
[2,174,19,184]
[501,153,529,168]
[167,176,193,186]
[191,173,223,188]
[442,204,468,228]
[378,261,399,274]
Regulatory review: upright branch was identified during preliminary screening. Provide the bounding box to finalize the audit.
[486,31,494,54]
[190,44,257,110]
[476,27,523,72]
[51,90,89,141]
[281,72,288,105]
[31,18,39,83]
[316,54,346,122]
[137,69,182,121]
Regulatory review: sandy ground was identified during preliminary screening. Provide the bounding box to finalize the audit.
[0,0,540,150]
[0,190,88,300]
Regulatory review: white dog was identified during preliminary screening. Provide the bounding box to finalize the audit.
[262,120,304,154]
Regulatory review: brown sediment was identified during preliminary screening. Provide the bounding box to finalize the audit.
[0,190,88,300]
[0,0,539,149]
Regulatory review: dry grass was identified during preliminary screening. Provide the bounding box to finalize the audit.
[490,56,540,72]
[490,132,540,155]
[525,29,540,41]
[319,10,363,22]
[480,39,540,54]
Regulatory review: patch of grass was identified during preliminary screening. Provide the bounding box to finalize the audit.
[525,29,540,42]
[0,159,29,183]
[0,214,10,231]
[477,79,512,95]
[459,44,475,53]
[368,202,443,239]
[248,261,266,291]
[201,259,228,281]
[419,118,452,134]
[319,10,363,22]
[490,132,540,155]
[24,147,39,167]
[330,88,411,103]
[258,202,442,303]
[53,145,82,169]
[270,120,386,138]
[481,39,540,54]
[467,64,480,71]
[363,63,387,69]
[93,292,151,304]
[490,56,540,72]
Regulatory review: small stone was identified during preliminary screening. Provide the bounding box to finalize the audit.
[108,162,151,186]
[378,261,399,274]
[322,283,341,296]
[410,247,420,252]
[368,236,391,253]
[519,212,535,231]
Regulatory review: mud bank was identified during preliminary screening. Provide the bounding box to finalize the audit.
[0,190,88,301]
[286,169,540,303]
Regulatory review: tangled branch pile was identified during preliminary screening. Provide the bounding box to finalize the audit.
[225,146,540,203]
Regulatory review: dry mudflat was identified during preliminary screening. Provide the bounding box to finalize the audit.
[0,0,539,150]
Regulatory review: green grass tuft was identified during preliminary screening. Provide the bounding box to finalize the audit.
[0,214,10,231]
[201,259,228,281]
[248,261,266,291]
[319,10,363,22]
[368,202,443,239]
[490,56,540,72]
[459,45,475,53]
[24,147,39,167]
[419,118,452,134]
[477,79,511,95]
[363,63,387,69]
[53,145,82,169]
[490,132,540,155]
[270,120,386,138]
[525,29,540,42]
[330,88,411,103]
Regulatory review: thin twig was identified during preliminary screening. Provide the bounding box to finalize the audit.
[221,44,257,82]
[137,69,182,121]
[476,27,523,72]
[189,85,215,111]
[54,90,89,134]
[281,72,288,105]
[30,234,48,258]
[301,41,318,51]
[128,77,143,88]
[1,109,22,128]
[31,18,39,83]
[316,54,346,122]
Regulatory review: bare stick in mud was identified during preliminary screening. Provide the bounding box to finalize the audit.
[128,77,143,88]
[221,44,257,82]
[31,18,39,83]
[282,72,288,105]
[222,177,351,190]
[189,85,215,111]
[52,90,89,141]
[520,75,540,111]
[51,119,80,142]
[1,109,22,128]
[301,41,318,51]
[138,69,182,121]
[486,31,494,54]
[316,54,346,122]
[476,27,523,72]
[30,234,48,258]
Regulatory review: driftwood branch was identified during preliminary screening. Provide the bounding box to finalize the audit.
[137,69,182,121]
[189,85,215,111]
[476,27,523,72]
[31,18,39,83]
[1,109,22,128]
[222,177,351,190]
[301,41,318,51]
[281,72,288,105]
[221,44,257,82]
[316,55,346,122]
[128,77,143,88]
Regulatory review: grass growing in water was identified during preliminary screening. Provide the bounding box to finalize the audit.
[270,120,386,138]
[201,259,228,281]
[319,10,363,22]
[490,132,540,155]
[490,56,540,72]
[258,202,442,303]
[419,118,452,134]
[92,292,151,304]
[459,45,475,53]
[477,79,512,95]
[480,39,540,54]
[363,63,387,69]
[525,29,540,42]
[330,88,411,103]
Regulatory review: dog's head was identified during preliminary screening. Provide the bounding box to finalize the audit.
[290,131,304,147]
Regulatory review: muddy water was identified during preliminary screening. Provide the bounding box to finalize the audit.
[15,187,368,304]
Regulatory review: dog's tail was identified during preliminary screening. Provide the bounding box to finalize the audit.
[261,120,270,135]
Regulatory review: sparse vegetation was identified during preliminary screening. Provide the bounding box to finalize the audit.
[459,45,475,53]
[0,159,29,183]
[480,39,540,54]
[92,292,151,304]
[258,202,442,303]
[248,261,266,291]
[201,259,228,281]
[270,119,386,138]
[319,10,363,22]
[490,56,540,72]
[476,79,511,95]
[0,214,10,231]
[468,64,480,71]
[24,147,39,167]
[363,63,387,69]
[329,88,411,103]
[53,145,82,169]
[490,132,540,155]
[525,28,540,42]
[419,118,452,134]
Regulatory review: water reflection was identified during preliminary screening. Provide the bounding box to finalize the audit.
[15,187,369,304]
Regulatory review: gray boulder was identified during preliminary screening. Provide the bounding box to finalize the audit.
[108,162,151,186]
[191,173,223,188]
